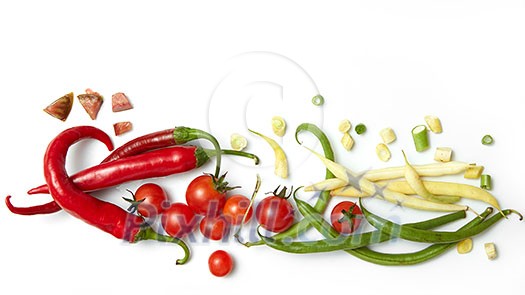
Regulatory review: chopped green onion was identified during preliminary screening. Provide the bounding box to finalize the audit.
[482,134,494,145]
[230,133,248,151]
[271,116,286,137]
[481,174,492,190]
[355,123,367,135]
[338,119,352,133]
[312,94,324,106]
[412,125,430,152]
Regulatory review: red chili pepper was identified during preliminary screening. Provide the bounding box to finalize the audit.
[8,146,258,216]
[101,128,176,163]
[43,126,190,264]
[102,126,226,178]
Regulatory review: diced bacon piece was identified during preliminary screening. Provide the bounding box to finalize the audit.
[113,121,133,136]
[112,92,133,112]
[78,92,103,120]
[43,92,74,121]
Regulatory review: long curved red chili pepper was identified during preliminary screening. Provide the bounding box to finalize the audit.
[8,147,259,216]
[102,126,224,177]
[101,128,176,163]
[44,125,190,264]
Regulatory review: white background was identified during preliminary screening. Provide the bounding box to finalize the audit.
[1,0,524,294]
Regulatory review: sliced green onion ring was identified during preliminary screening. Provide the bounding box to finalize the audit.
[412,125,430,152]
[482,135,494,145]
[481,174,492,190]
[355,123,367,135]
[312,94,324,106]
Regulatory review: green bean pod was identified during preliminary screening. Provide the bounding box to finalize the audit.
[350,207,494,265]
[360,199,520,244]
[258,198,467,254]
[296,197,501,265]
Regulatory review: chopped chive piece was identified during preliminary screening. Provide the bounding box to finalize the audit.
[411,125,430,152]
[355,123,367,135]
[481,174,492,190]
[312,94,324,106]
[482,135,494,145]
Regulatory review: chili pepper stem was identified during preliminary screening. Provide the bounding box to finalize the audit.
[133,226,190,265]
[172,127,222,178]
[203,148,260,165]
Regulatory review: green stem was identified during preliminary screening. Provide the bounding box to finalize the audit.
[173,127,222,178]
[133,226,190,265]
[203,148,260,165]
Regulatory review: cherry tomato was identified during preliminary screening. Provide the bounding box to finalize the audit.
[200,215,230,241]
[186,174,227,216]
[208,250,233,277]
[255,190,294,233]
[223,195,253,225]
[162,203,198,238]
[133,183,170,218]
[330,201,363,234]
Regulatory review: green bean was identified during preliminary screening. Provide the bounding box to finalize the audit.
[245,123,335,247]
[295,197,501,265]
[350,207,494,265]
[360,199,521,244]
[258,198,467,254]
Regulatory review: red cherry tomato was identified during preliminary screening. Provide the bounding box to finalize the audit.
[330,201,363,234]
[133,183,170,218]
[223,195,253,225]
[186,174,227,216]
[162,203,198,238]
[208,250,233,277]
[200,215,230,241]
[255,192,294,233]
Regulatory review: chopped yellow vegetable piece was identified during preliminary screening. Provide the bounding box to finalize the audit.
[425,115,443,133]
[230,133,248,151]
[484,243,497,260]
[376,143,391,162]
[379,128,396,144]
[338,119,352,133]
[271,116,286,137]
[434,147,453,162]
[457,238,473,254]
[464,164,484,179]
[341,132,354,151]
